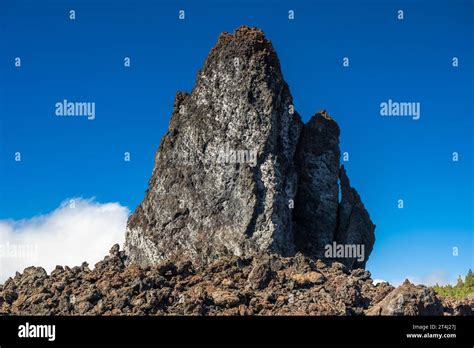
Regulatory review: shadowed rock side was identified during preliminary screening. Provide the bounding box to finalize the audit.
[336,166,375,268]
[336,166,376,269]
[125,25,375,268]
[293,110,341,259]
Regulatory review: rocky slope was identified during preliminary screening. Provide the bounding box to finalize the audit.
[1,245,471,316]
[124,25,375,268]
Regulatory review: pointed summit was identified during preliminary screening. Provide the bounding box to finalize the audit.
[203,26,282,78]
[125,26,375,269]
[211,26,277,60]
[125,26,303,266]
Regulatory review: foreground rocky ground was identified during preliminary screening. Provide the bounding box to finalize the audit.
[0,245,472,316]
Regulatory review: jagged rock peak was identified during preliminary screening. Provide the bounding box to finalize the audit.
[125,26,375,269]
[336,165,376,269]
[200,26,283,82]
[211,26,277,60]
[125,25,303,266]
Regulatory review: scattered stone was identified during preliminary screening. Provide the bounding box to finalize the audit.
[247,257,272,290]
[211,290,240,307]
[291,272,325,287]
[366,280,444,316]
[3,290,18,305]
[109,244,120,256]
[1,246,468,316]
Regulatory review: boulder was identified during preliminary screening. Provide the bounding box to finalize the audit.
[366,280,444,316]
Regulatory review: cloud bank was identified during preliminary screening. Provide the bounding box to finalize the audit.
[0,198,129,282]
[372,279,387,285]
[387,270,458,287]
[406,270,457,287]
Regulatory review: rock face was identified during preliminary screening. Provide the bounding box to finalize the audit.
[336,166,376,269]
[293,111,340,259]
[126,26,302,266]
[125,25,375,268]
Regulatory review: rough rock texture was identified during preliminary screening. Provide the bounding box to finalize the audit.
[125,25,375,268]
[440,293,474,316]
[336,166,376,269]
[293,110,340,258]
[1,245,471,316]
[366,280,444,316]
[125,26,303,266]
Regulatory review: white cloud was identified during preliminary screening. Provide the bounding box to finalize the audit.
[389,270,458,287]
[372,279,387,285]
[0,198,129,282]
[407,271,457,287]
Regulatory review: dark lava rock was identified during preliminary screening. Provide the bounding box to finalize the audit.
[125,26,303,266]
[366,279,444,316]
[3,290,18,305]
[335,166,376,269]
[0,245,470,316]
[247,256,273,290]
[124,25,375,269]
[293,110,340,258]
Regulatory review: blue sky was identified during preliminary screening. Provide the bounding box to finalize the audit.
[0,0,473,285]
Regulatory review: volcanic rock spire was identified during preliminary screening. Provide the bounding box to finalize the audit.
[292,110,341,258]
[124,26,375,268]
[125,26,303,265]
[336,165,376,268]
